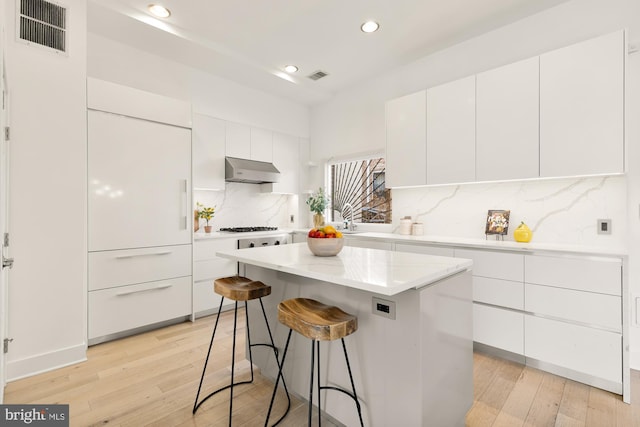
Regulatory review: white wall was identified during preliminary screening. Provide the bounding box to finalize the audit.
[5,0,88,379]
[87,34,310,139]
[310,0,640,367]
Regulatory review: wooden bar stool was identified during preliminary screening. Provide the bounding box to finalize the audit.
[265,298,364,427]
[193,275,290,425]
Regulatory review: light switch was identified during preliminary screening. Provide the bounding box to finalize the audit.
[597,219,612,235]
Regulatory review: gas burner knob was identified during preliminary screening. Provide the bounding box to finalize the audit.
[261,242,268,246]
[274,240,280,245]
[249,242,255,248]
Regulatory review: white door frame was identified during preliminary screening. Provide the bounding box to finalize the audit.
[0,3,9,402]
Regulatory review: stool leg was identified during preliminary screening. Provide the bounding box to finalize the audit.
[244,300,255,383]
[308,339,315,426]
[341,338,364,427]
[228,301,239,426]
[264,329,293,427]
[193,296,226,414]
[316,340,322,427]
[258,298,291,420]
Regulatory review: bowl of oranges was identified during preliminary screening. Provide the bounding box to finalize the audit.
[307,225,344,256]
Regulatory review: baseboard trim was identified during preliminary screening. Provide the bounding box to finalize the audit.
[7,343,87,382]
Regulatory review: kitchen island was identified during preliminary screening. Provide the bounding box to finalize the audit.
[217,242,474,427]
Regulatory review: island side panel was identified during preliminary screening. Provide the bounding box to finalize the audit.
[245,264,473,427]
[420,269,474,426]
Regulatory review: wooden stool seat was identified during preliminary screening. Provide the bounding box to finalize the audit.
[214,275,272,301]
[278,298,357,341]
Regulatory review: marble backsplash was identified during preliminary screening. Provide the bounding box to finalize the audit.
[391,175,627,249]
[194,182,298,232]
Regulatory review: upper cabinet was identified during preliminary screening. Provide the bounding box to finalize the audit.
[250,127,273,162]
[225,121,274,162]
[476,57,539,181]
[426,75,476,185]
[385,90,427,187]
[262,132,299,194]
[540,30,624,177]
[385,29,625,187]
[192,113,226,190]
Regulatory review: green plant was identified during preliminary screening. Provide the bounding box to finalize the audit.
[306,188,328,215]
[196,202,215,225]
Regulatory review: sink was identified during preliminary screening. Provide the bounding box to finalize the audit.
[340,230,362,235]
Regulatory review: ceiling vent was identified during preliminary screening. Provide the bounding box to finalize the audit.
[308,70,329,81]
[18,0,67,53]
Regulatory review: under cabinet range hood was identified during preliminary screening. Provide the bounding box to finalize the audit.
[225,157,281,184]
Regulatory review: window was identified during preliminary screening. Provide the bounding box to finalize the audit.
[329,156,392,224]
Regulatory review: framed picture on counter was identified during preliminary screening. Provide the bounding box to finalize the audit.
[485,210,510,236]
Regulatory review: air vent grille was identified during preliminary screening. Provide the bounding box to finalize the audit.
[19,0,67,53]
[308,70,329,81]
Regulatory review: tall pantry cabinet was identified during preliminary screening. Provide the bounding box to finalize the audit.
[87,78,193,344]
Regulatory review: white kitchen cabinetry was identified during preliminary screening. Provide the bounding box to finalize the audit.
[540,30,624,177]
[193,238,238,317]
[192,113,226,190]
[385,90,427,187]
[250,127,273,163]
[225,121,251,159]
[87,80,192,344]
[476,57,539,181]
[455,249,524,356]
[345,237,393,250]
[394,243,454,257]
[426,76,476,185]
[523,254,622,392]
[225,121,274,162]
[262,132,299,194]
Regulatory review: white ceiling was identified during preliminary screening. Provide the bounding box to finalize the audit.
[87,0,570,106]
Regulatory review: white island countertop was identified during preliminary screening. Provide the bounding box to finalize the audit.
[217,242,472,296]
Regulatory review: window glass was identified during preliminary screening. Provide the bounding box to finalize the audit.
[329,157,391,224]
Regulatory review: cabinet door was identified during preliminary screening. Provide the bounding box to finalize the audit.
[345,238,393,250]
[427,76,475,184]
[394,243,454,257]
[540,30,624,177]
[476,57,539,181]
[88,110,191,251]
[385,91,427,187]
[455,249,523,282]
[263,132,299,194]
[225,121,251,159]
[473,304,523,355]
[192,113,225,190]
[298,138,311,194]
[525,315,621,386]
[250,127,273,162]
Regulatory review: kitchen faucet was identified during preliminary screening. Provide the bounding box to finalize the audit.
[342,203,357,231]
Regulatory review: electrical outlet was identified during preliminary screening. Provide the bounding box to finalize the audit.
[372,297,396,320]
[597,219,612,235]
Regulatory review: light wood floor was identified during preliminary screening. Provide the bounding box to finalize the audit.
[4,310,640,426]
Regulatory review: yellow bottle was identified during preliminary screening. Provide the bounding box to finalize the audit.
[514,222,533,243]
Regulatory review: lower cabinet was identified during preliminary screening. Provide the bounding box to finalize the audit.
[193,238,238,317]
[473,304,524,355]
[88,244,192,344]
[395,242,454,257]
[89,277,191,341]
[345,237,394,250]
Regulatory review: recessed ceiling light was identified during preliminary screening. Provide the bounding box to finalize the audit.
[148,4,171,18]
[361,21,379,33]
[284,65,298,73]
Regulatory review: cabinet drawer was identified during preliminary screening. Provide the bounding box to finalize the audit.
[89,276,191,339]
[525,284,621,332]
[473,304,523,355]
[455,249,523,282]
[89,245,192,291]
[473,277,523,310]
[194,238,237,261]
[395,243,454,257]
[525,255,621,296]
[345,238,393,250]
[193,279,234,314]
[524,315,621,384]
[194,258,238,282]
